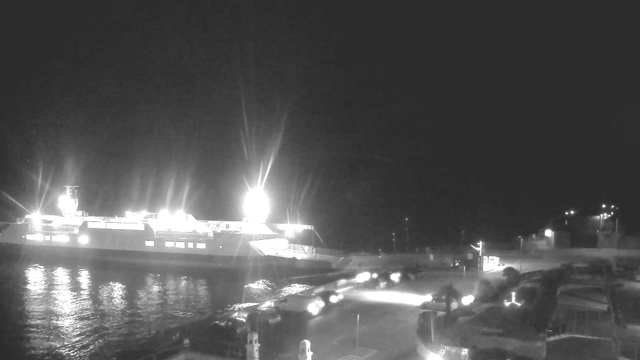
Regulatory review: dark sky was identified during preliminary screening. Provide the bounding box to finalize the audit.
[2,2,640,249]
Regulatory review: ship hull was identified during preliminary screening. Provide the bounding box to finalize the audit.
[0,223,331,270]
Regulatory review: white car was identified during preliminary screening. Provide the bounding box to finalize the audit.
[275,294,326,316]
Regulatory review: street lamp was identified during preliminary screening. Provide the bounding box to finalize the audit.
[392,232,396,253]
[564,210,575,225]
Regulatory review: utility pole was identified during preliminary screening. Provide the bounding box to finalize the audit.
[471,241,483,275]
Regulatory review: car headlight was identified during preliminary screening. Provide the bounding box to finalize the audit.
[461,295,475,306]
[307,303,320,315]
[337,293,344,300]
[390,272,401,283]
[329,295,339,303]
[372,272,379,279]
[315,299,325,308]
[424,294,433,302]
[355,272,371,283]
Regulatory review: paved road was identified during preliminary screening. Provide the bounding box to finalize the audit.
[281,271,480,360]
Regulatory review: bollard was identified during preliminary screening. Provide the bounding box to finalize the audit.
[246,331,260,360]
[298,339,312,360]
[183,338,190,350]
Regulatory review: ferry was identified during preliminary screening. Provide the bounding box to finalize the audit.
[0,186,336,269]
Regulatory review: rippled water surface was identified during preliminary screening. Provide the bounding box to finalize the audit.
[0,253,317,359]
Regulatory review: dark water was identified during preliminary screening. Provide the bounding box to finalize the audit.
[0,253,318,360]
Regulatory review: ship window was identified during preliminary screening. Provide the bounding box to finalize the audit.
[26,233,45,241]
[145,240,155,247]
[176,241,185,249]
[196,243,206,249]
[188,242,194,248]
[165,241,175,248]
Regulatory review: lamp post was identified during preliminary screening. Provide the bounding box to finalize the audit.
[564,210,575,226]
[519,236,524,272]
[404,217,410,253]
[392,232,396,253]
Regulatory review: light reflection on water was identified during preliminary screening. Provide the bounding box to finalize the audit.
[2,258,320,360]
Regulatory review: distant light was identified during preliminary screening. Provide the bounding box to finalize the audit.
[329,295,340,303]
[611,205,615,209]
[461,295,475,306]
[565,212,569,215]
[405,217,409,221]
[602,204,606,208]
[544,229,553,237]
[570,210,575,215]
[243,188,270,223]
[424,294,433,302]
[78,235,89,244]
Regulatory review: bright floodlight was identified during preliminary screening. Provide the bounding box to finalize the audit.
[544,229,553,237]
[243,188,270,223]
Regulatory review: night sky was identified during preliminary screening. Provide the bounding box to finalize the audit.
[2,2,640,250]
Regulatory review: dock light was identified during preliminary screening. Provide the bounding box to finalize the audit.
[544,229,553,237]
[355,271,372,283]
[461,295,475,306]
[243,188,270,223]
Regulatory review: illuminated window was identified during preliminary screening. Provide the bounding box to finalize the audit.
[196,243,206,249]
[52,235,70,243]
[176,242,185,249]
[165,241,175,248]
[26,233,45,241]
[188,242,194,248]
[145,240,155,247]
